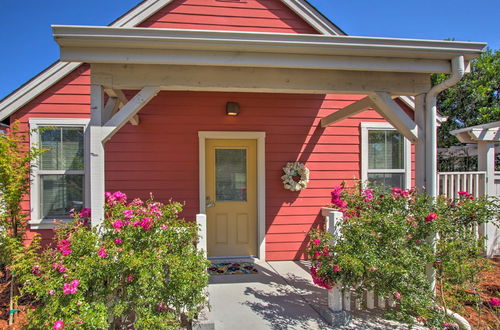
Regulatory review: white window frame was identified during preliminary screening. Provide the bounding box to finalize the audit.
[29,118,90,229]
[361,122,411,189]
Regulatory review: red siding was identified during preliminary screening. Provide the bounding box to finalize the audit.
[105,91,389,260]
[138,0,319,34]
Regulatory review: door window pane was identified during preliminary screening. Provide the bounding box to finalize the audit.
[41,175,84,218]
[368,130,404,170]
[216,149,247,201]
[40,128,84,170]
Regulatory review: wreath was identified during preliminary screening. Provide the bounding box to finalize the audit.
[281,162,310,192]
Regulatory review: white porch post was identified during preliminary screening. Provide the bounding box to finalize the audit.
[478,141,498,257]
[414,94,426,191]
[89,84,106,226]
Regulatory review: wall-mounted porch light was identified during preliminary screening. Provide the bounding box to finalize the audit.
[226,102,240,116]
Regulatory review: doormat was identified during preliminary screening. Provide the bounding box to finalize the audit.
[208,262,258,275]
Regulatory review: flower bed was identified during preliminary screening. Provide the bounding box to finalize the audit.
[308,183,499,328]
[13,192,210,329]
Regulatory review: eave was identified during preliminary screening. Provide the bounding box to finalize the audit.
[52,25,486,74]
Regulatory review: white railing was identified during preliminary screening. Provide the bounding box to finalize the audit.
[438,171,486,198]
[196,214,207,257]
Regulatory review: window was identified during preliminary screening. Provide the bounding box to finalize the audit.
[29,119,89,229]
[361,122,411,189]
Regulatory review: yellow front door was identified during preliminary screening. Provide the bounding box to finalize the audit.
[205,139,257,257]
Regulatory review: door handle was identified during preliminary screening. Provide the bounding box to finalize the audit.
[206,196,216,208]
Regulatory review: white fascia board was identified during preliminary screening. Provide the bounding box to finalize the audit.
[52,25,486,61]
[61,47,451,73]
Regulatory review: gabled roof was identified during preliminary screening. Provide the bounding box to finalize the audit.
[0,0,341,121]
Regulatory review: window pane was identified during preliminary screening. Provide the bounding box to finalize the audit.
[40,127,84,170]
[368,173,404,188]
[216,149,247,201]
[41,175,84,218]
[368,130,404,170]
[62,128,84,170]
[40,129,61,170]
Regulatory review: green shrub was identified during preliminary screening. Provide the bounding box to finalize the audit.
[15,192,210,329]
[308,184,498,327]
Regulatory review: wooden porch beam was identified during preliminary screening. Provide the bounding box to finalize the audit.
[103,88,140,126]
[91,64,431,95]
[320,96,372,127]
[102,86,159,142]
[369,92,421,143]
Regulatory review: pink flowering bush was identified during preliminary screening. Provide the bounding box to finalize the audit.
[15,192,210,329]
[309,183,499,327]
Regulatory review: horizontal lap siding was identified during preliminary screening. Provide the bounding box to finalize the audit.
[105,91,385,261]
[11,64,91,246]
[138,0,319,34]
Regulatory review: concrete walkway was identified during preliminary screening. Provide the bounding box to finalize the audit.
[207,261,423,330]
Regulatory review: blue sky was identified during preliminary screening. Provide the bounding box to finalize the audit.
[0,0,498,101]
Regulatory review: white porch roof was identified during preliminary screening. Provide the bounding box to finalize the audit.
[451,121,500,143]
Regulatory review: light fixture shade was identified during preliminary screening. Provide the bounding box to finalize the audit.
[226,102,240,116]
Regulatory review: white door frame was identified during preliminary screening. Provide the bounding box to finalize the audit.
[198,131,266,260]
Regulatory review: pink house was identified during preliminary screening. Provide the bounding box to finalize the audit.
[0,0,485,260]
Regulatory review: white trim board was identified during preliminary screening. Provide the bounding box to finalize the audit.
[360,122,412,189]
[28,118,90,230]
[0,0,339,121]
[198,131,266,261]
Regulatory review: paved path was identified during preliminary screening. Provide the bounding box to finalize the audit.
[207,260,424,329]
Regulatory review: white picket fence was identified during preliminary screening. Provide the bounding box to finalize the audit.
[437,171,486,199]
[323,209,398,313]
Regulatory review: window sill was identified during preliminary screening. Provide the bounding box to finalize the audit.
[29,218,73,230]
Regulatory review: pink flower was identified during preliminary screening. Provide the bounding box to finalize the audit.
[63,280,80,295]
[393,291,401,300]
[98,247,107,258]
[368,267,378,272]
[312,238,321,246]
[126,275,135,282]
[443,323,452,328]
[332,264,341,273]
[392,187,402,195]
[76,301,82,306]
[113,191,127,204]
[310,266,333,290]
[433,260,442,267]
[362,189,374,202]
[425,212,438,222]
[114,238,123,245]
[322,247,329,257]
[112,219,124,231]
[32,265,41,276]
[160,224,169,230]
[48,290,55,295]
[133,217,153,231]
[57,267,67,273]
[330,186,347,210]
[489,297,500,307]
[157,302,166,311]
[63,274,69,278]
[123,210,134,219]
[57,240,72,256]
[80,208,91,218]
[130,198,144,206]
[314,251,322,259]
[53,320,64,329]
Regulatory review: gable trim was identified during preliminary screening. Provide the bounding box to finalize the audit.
[283,0,345,36]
